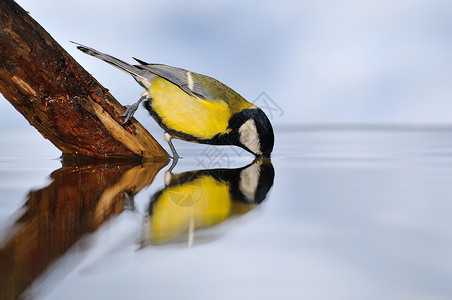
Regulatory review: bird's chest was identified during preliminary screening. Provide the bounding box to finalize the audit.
[148,78,231,140]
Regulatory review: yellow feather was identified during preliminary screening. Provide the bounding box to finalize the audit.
[149,78,232,140]
[148,176,232,245]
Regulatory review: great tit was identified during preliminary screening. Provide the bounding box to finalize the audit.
[142,159,274,246]
[73,43,274,159]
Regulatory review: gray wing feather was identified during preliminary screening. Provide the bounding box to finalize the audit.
[136,64,213,99]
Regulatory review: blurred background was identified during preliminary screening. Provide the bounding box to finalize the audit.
[2,0,452,130]
[3,2,452,299]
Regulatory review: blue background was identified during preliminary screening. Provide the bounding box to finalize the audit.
[2,0,452,128]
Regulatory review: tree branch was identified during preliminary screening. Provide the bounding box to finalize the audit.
[0,0,168,160]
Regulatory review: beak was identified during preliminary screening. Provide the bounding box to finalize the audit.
[254,153,272,164]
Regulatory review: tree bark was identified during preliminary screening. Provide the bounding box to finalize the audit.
[0,0,168,160]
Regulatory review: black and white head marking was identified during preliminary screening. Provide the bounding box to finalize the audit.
[239,162,261,202]
[227,108,274,157]
[238,119,262,156]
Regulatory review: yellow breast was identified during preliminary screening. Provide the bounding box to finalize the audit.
[148,78,232,140]
[148,176,232,244]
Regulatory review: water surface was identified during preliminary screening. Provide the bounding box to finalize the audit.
[1,126,452,300]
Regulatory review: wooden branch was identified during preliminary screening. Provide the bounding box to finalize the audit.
[0,160,166,299]
[0,0,168,160]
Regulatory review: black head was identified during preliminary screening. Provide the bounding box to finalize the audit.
[228,108,274,157]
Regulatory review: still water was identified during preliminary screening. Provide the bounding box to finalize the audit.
[1,126,452,299]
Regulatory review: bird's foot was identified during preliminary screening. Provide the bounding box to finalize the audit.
[167,154,179,172]
[123,192,136,211]
[121,95,146,124]
[121,103,140,124]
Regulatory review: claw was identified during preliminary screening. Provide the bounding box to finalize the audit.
[121,103,139,124]
[121,95,146,124]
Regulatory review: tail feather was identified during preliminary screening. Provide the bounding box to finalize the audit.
[71,42,152,89]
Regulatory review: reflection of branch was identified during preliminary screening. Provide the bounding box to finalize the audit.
[94,163,165,227]
[0,161,166,299]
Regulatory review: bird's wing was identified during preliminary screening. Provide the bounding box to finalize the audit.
[133,59,255,114]
[134,61,222,100]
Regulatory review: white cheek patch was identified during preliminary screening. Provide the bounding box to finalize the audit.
[239,163,261,202]
[239,119,261,155]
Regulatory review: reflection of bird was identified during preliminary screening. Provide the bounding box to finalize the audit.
[73,43,274,159]
[142,159,274,246]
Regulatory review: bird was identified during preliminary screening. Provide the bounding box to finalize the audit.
[143,158,274,246]
[72,42,274,159]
